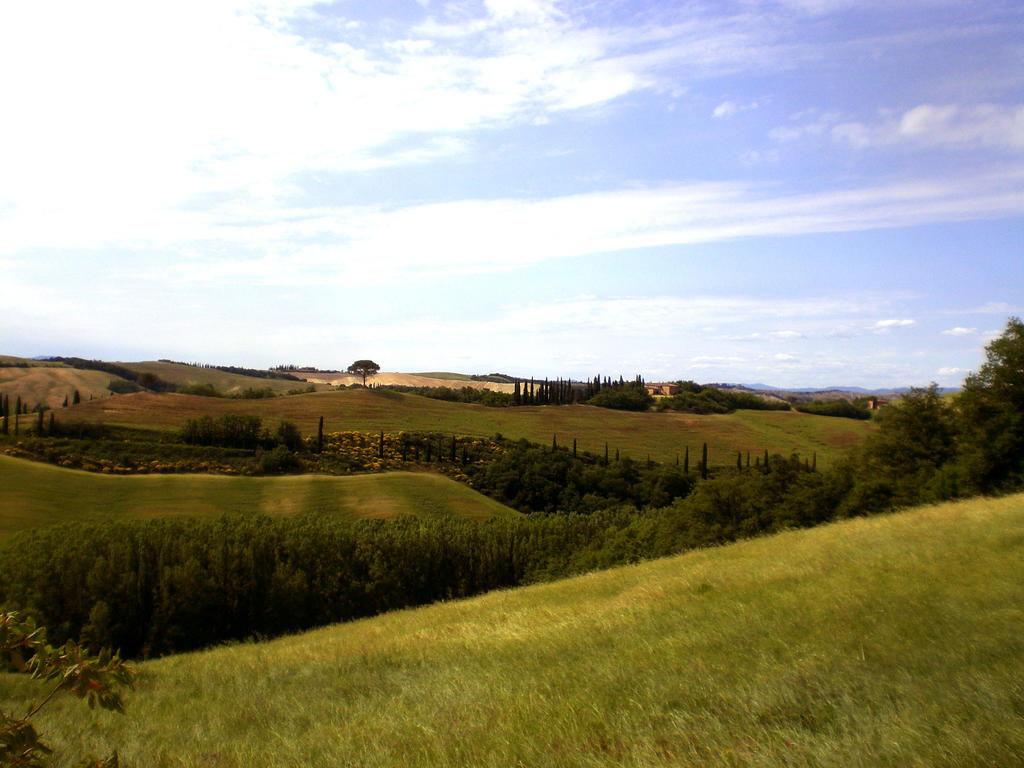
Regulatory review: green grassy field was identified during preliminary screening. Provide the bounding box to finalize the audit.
[3,493,1020,767]
[63,388,872,468]
[0,454,517,538]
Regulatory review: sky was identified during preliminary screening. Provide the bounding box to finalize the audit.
[1,0,1022,388]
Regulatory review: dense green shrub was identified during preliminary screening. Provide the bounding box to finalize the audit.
[180,414,264,449]
[655,383,790,414]
[794,399,871,419]
[232,387,277,399]
[401,386,514,407]
[176,383,223,397]
[107,378,143,395]
[587,384,653,411]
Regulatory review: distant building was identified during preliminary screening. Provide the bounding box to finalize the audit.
[645,383,680,396]
[867,396,889,410]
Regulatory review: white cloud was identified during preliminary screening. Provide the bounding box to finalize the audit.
[0,0,674,219]
[952,302,1021,315]
[713,99,761,118]
[769,112,841,142]
[6,165,1022,283]
[941,326,977,336]
[714,101,739,118]
[871,318,916,333]
[739,149,780,166]
[833,103,1024,151]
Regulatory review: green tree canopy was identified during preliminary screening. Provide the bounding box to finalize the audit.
[347,359,380,387]
[957,316,1024,492]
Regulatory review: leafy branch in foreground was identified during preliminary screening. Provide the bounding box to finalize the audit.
[1,610,135,768]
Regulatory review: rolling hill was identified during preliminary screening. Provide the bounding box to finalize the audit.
[58,388,872,468]
[4,493,1020,767]
[0,454,517,539]
[0,359,119,408]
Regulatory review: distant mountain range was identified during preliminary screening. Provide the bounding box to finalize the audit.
[718,383,961,397]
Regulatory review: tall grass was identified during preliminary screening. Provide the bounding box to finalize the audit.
[4,494,1021,767]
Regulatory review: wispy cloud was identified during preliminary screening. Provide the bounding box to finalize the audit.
[713,99,760,118]
[23,167,1019,284]
[870,318,916,333]
[942,326,978,336]
[833,103,1024,151]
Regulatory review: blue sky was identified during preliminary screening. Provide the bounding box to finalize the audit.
[1,0,1022,387]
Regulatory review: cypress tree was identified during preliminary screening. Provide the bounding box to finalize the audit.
[737,451,742,471]
[551,434,557,452]
[701,442,708,480]
[450,435,456,462]
[317,416,324,453]
[14,412,18,436]
[615,447,620,462]
[72,390,80,405]
[764,449,770,474]
[812,452,817,472]
[378,430,384,459]
[36,408,44,435]
[15,395,21,415]
[746,451,750,468]
[48,411,54,434]
[683,446,689,473]
[572,438,577,458]
[604,442,609,466]
[63,394,69,408]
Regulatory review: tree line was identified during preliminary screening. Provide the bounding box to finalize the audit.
[2,318,1021,664]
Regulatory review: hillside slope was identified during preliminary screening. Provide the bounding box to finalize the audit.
[0,455,517,538]
[64,388,872,467]
[7,494,1021,767]
[0,361,118,408]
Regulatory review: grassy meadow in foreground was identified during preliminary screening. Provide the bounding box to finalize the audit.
[0,454,516,538]
[4,494,1021,767]
[61,388,871,467]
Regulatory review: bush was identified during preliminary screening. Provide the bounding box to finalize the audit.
[257,445,300,474]
[177,383,223,397]
[180,414,263,449]
[794,399,871,419]
[233,387,277,399]
[588,385,653,411]
[107,379,142,395]
[275,420,303,451]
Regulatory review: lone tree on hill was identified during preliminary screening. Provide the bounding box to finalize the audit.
[347,359,380,387]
